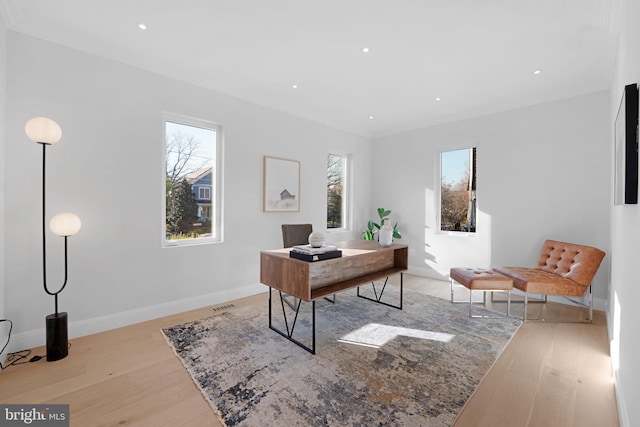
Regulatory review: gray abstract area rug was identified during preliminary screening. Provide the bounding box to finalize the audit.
[162,287,522,427]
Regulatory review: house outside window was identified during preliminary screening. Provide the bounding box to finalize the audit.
[440,147,477,233]
[164,114,222,245]
[327,153,349,230]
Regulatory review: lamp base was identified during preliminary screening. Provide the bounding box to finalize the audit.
[46,312,68,362]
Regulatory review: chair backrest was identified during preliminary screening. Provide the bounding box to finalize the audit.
[281,224,313,248]
[535,239,605,287]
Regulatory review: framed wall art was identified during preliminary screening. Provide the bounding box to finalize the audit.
[614,83,639,205]
[263,156,300,212]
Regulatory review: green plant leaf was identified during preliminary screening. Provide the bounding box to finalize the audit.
[393,222,401,239]
[377,208,391,220]
[365,208,400,241]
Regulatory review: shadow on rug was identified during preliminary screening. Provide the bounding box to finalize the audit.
[162,287,521,426]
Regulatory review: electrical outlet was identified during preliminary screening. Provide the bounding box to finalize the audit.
[409,248,415,257]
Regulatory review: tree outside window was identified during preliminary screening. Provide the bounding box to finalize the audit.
[164,117,220,244]
[440,147,477,233]
[327,153,347,229]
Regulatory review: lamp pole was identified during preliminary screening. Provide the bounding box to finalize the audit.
[41,143,71,316]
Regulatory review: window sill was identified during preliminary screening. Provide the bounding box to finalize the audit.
[162,238,221,248]
[438,230,477,237]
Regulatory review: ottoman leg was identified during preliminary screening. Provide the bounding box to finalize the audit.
[450,278,454,302]
[450,268,513,318]
[469,289,473,317]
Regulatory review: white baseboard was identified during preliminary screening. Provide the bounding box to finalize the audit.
[0,330,8,368]
[593,296,608,312]
[614,369,629,427]
[7,283,265,354]
[406,266,449,281]
[523,293,608,312]
[606,308,629,427]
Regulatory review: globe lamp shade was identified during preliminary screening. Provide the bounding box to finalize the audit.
[25,117,62,145]
[49,212,82,237]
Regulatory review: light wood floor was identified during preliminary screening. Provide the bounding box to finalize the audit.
[0,275,619,427]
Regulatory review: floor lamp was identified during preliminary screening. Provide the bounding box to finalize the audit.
[25,117,82,362]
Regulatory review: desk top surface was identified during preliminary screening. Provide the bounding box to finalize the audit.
[261,239,407,258]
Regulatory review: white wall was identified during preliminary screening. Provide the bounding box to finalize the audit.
[4,32,372,352]
[1,16,630,424]
[0,15,7,363]
[609,0,640,425]
[372,92,611,307]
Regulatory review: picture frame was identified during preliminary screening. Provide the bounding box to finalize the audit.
[614,83,639,205]
[263,156,300,212]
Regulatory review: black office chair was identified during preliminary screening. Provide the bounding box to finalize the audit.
[280,224,335,305]
[281,224,313,248]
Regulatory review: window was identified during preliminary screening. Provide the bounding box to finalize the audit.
[199,187,211,200]
[327,153,348,229]
[164,114,222,245]
[440,147,477,233]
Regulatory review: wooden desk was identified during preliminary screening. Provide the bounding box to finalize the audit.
[260,240,408,301]
[260,240,408,353]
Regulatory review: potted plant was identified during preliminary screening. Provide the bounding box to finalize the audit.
[362,208,401,241]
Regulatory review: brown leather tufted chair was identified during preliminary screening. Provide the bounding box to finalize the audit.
[494,239,605,321]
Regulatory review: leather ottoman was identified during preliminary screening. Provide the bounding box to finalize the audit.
[450,267,513,317]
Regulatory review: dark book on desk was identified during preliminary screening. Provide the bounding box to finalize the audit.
[289,250,342,262]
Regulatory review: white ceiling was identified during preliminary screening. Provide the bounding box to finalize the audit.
[1,0,620,138]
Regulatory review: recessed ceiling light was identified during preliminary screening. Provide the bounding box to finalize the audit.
[292,84,298,89]
[138,23,147,30]
[369,115,374,120]
[362,47,370,53]
[435,97,441,101]
[533,69,542,75]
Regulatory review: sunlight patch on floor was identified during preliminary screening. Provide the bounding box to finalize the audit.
[338,323,454,348]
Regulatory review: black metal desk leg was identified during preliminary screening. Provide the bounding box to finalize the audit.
[268,288,316,354]
[357,272,403,310]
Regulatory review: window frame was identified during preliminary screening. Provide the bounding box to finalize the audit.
[162,112,223,247]
[198,186,211,201]
[326,151,351,232]
[437,145,477,235]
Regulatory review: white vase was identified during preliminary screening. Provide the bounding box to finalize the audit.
[308,231,325,248]
[379,223,393,247]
